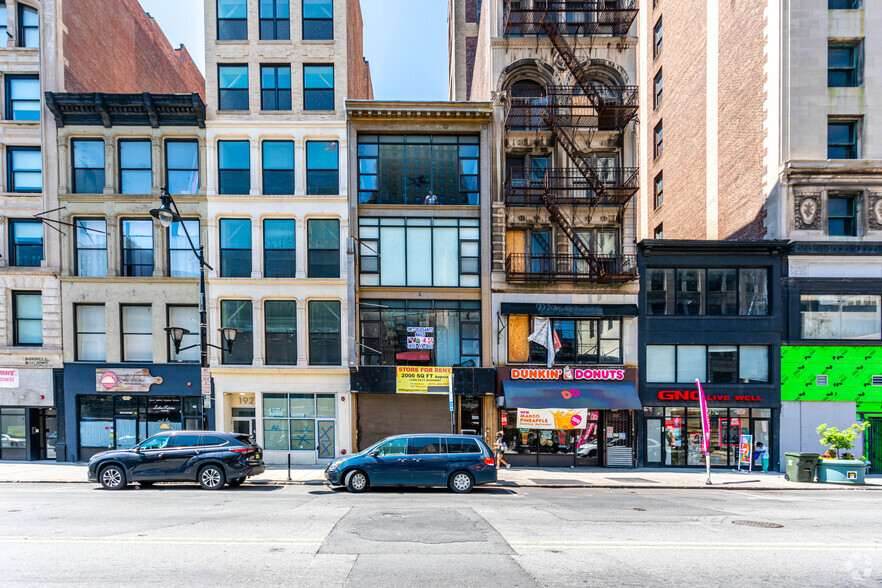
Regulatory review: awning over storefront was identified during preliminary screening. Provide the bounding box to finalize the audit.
[501,380,642,410]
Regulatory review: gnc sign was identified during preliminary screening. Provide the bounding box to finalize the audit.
[656,390,763,402]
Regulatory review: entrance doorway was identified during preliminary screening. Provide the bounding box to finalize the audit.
[232,407,256,437]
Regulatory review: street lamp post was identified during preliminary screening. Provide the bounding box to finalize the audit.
[151,188,237,430]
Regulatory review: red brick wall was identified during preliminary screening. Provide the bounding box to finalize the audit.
[465,36,477,100]
[347,0,374,99]
[62,0,204,99]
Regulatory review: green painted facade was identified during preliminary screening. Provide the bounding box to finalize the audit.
[781,346,882,413]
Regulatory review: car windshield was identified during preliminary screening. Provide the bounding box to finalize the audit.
[235,434,259,448]
[138,435,170,450]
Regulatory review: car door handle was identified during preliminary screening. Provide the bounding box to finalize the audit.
[412,458,421,462]
[157,453,164,458]
[397,458,407,462]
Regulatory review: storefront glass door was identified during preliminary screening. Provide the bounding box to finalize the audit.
[232,407,256,437]
[574,411,600,466]
[0,408,27,460]
[42,409,57,460]
[664,408,686,466]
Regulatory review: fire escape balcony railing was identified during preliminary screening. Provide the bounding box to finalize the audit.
[503,1,638,37]
[504,86,638,131]
[505,253,637,284]
[505,167,638,207]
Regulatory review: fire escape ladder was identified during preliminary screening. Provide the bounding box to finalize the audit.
[542,107,603,196]
[537,10,601,110]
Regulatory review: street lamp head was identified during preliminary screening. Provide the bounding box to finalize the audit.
[219,328,239,354]
[150,190,177,228]
[164,326,191,353]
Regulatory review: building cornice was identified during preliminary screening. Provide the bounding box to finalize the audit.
[783,160,882,178]
[45,92,206,128]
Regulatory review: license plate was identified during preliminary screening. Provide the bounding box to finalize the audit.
[255,453,261,460]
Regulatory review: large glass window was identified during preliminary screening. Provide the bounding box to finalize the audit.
[357,135,480,206]
[303,65,334,110]
[676,345,706,383]
[265,300,297,365]
[800,294,881,340]
[72,139,105,193]
[262,141,294,195]
[118,140,151,194]
[358,217,480,287]
[646,344,770,383]
[8,219,42,266]
[221,300,253,364]
[707,269,737,316]
[7,146,41,192]
[262,393,335,450]
[121,219,154,277]
[219,218,252,277]
[75,219,107,277]
[122,305,152,362]
[303,0,333,40]
[675,269,704,315]
[739,269,769,315]
[739,346,769,384]
[828,194,857,236]
[522,317,622,365]
[166,141,199,194]
[5,75,39,121]
[218,140,250,194]
[646,344,675,383]
[708,346,737,383]
[260,65,292,110]
[646,268,675,315]
[218,65,249,110]
[828,119,859,159]
[0,408,26,459]
[308,300,341,365]
[650,268,768,316]
[17,4,38,48]
[307,219,339,278]
[263,219,296,277]
[360,300,482,367]
[168,305,199,362]
[168,220,200,277]
[260,0,290,40]
[217,0,247,40]
[306,141,338,194]
[13,292,41,346]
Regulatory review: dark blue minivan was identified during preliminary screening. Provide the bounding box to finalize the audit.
[324,434,497,493]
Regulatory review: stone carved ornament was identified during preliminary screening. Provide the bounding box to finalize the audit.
[793,192,822,231]
[869,193,882,231]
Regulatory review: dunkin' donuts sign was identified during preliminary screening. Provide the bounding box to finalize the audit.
[510,367,625,381]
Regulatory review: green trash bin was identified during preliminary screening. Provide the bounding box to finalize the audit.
[785,452,820,482]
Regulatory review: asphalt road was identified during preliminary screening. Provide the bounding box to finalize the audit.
[1,483,880,587]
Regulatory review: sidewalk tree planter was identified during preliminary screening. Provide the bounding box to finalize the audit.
[816,422,871,485]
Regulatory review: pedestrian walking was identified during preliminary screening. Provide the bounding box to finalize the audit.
[495,431,511,469]
[755,441,769,472]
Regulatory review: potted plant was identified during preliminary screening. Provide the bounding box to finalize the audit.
[815,422,871,484]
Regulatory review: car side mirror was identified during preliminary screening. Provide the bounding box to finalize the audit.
[368,450,379,458]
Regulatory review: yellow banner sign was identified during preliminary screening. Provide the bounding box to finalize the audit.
[396,366,452,394]
[516,408,589,430]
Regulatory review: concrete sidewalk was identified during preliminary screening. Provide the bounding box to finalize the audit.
[1,460,879,490]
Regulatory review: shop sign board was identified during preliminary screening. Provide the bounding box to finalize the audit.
[406,327,435,350]
[656,390,763,403]
[738,434,753,471]
[511,367,625,381]
[516,408,589,430]
[396,366,452,394]
[0,369,19,388]
[95,368,164,392]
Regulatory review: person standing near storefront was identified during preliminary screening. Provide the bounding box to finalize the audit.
[495,431,511,469]
[755,442,769,472]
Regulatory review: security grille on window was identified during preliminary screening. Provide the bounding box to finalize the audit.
[217,0,247,40]
[8,219,43,267]
[5,75,39,121]
[122,306,152,362]
[221,300,253,365]
[7,146,41,192]
[166,141,199,194]
[308,300,341,365]
[262,141,295,195]
[76,304,106,361]
[306,141,338,195]
[72,140,105,193]
[265,300,297,365]
[121,220,154,277]
[75,219,107,277]
[264,219,296,277]
[303,65,334,110]
[218,65,249,110]
[307,219,339,278]
[219,218,252,277]
[13,292,42,346]
[260,0,290,40]
[168,220,200,277]
[119,140,152,194]
[261,65,292,110]
[218,140,250,194]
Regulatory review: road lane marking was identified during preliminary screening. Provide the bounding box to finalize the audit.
[0,536,324,547]
[509,541,882,551]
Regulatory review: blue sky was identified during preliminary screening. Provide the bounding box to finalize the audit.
[138,0,448,101]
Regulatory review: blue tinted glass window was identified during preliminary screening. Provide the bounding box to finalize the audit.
[303,65,334,110]
[119,140,152,194]
[73,140,105,194]
[169,220,200,277]
[217,0,247,40]
[218,140,251,195]
[219,65,249,110]
[6,76,40,121]
[121,220,154,277]
[9,219,43,267]
[306,141,338,195]
[264,219,296,278]
[166,141,199,194]
[220,218,252,277]
[303,0,333,40]
[262,141,294,195]
[8,147,41,192]
[261,0,291,40]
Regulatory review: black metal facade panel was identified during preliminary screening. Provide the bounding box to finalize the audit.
[349,366,495,395]
[788,241,882,256]
[500,302,639,317]
[782,276,882,342]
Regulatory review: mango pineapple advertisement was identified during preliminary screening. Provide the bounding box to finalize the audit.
[781,346,882,412]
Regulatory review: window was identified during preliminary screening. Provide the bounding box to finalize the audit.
[260,0,290,39]
[800,294,881,340]
[357,134,480,205]
[263,219,296,277]
[654,121,663,158]
[262,140,294,195]
[828,194,857,236]
[7,146,41,192]
[653,69,663,107]
[359,217,480,287]
[303,65,334,110]
[221,300,253,364]
[262,393,335,451]
[308,300,341,365]
[303,0,333,40]
[168,306,199,362]
[649,268,768,316]
[217,0,247,40]
[75,219,107,277]
[828,119,859,159]
[0,2,6,40]
[646,344,675,383]
[708,346,737,383]
[265,300,296,365]
[72,139,105,193]
[8,219,42,266]
[707,269,737,316]
[121,220,154,277]
[647,344,769,383]
[675,269,704,315]
[646,268,674,315]
[739,346,769,383]
[260,65,292,110]
[828,43,860,87]
[75,305,105,361]
[522,318,622,365]
[166,141,199,194]
[307,219,339,278]
[168,220,200,277]
[360,300,481,367]
[738,268,769,315]
[12,292,41,346]
[653,17,662,57]
[654,224,664,239]
[218,140,250,194]
[218,65,249,110]
[653,172,663,208]
[6,75,39,121]
[122,305,152,362]
[306,141,338,195]
[17,4,38,47]
[219,218,252,277]
[119,140,152,194]
[829,0,860,8]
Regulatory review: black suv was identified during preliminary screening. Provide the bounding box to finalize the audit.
[87,431,265,490]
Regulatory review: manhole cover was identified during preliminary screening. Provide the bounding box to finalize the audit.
[529,478,584,485]
[731,520,783,528]
[606,477,658,484]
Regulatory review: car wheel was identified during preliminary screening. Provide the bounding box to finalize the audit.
[198,465,227,490]
[228,477,245,487]
[448,471,474,493]
[99,465,127,490]
[345,470,369,493]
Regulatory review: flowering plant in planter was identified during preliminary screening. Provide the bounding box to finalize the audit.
[816,422,871,460]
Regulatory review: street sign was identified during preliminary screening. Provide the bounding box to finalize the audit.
[201,368,211,397]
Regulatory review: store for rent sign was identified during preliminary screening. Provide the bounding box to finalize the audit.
[406,327,434,350]
[511,367,625,381]
[516,408,589,430]
[396,366,452,394]
[0,369,19,388]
